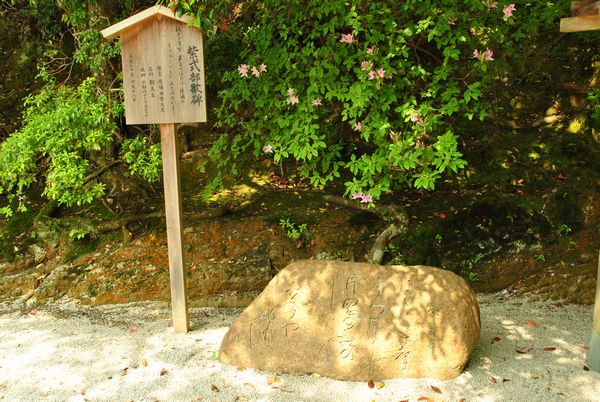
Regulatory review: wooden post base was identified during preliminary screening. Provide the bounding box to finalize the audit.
[589,251,600,372]
[160,123,189,333]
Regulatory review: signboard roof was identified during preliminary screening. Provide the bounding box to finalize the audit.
[101,5,196,40]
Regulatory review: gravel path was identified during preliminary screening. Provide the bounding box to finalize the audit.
[1,293,599,402]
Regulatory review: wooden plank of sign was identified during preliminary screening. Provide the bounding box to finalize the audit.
[120,15,206,124]
[574,1,600,16]
[160,123,189,333]
[560,14,600,32]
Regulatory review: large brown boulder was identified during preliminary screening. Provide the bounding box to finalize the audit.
[219,260,480,381]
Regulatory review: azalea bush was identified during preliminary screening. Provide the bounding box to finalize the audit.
[0,73,120,217]
[172,0,569,203]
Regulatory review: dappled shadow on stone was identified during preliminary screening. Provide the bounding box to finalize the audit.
[219,260,480,380]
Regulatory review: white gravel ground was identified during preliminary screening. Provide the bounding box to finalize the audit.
[1,293,599,402]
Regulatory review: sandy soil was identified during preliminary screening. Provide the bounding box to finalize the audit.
[0,293,599,402]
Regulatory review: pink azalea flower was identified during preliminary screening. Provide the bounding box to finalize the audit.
[340,33,353,43]
[377,68,385,78]
[473,48,494,61]
[367,47,374,54]
[353,122,362,131]
[438,212,447,219]
[251,66,260,77]
[368,71,377,80]
[411,113,420,123]
[262,144,273,154]
[360,60,373,72]
[311,98,322,106]
[352,192,364,200]
[360,194,373,204]
[503,3,516,17]
[259,63,267,73]
[238,64,249,77]
[287,88,296,97]
[288,95,299,105]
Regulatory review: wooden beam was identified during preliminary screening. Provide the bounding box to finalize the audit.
[574,1,600,16]
[572,0,600,13]
[160,123,189,333]
[101,5,195,40]
[560,14,600,32]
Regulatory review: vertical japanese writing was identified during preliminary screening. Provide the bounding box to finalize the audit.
[338,275,359,360]
[156,65,165,113]
[175,25,186,103]
[148,66,155,98]
[167,43,176,113]
[187,45,203,105]
[127,54,137,103]
[368,278,386,345]
[282,288,300,338]
[139,66,148,119]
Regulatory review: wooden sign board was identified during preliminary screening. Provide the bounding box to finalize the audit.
[103,7,207,124]
[101,6,208,333]
[561,0,600,32]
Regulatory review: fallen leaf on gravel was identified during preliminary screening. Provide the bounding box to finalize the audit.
[81,389,86,395]
[527,321,537,327]
[417,397,433,402]
[516,349,528,354]
[458,398,466,402]
[490,376,497,384]
[141,359,148,367]
[399,400,409,402]
[211,384,220,392]
[160,368,168,376]
[107,322,113,328]
[543,347,557,351]
[554,303,564,308]
[196,397,204,401]
[492,336,502,343]
[377,382,385,389]
[235,396,249,401]
[267,376,280,385]
[584,365,590,371]
[367,379,375,388]
[121,368,128,376]
[430,385,442,394]
[130,328,137,334]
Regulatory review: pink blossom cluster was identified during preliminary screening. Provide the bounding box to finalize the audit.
[262,144,273,154]
[473,48,494,61]
[238,63,267,77]
[503,3,516,17]
[361,59,390,81]
[353,121,362,132]
[287,88,299,105]
[340,33,354,44]
[352,192,373,204]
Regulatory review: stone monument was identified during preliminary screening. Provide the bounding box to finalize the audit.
[219,260,481,381]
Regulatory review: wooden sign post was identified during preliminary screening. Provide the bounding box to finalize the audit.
[102,6,207,333]
[560,0,600,372]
